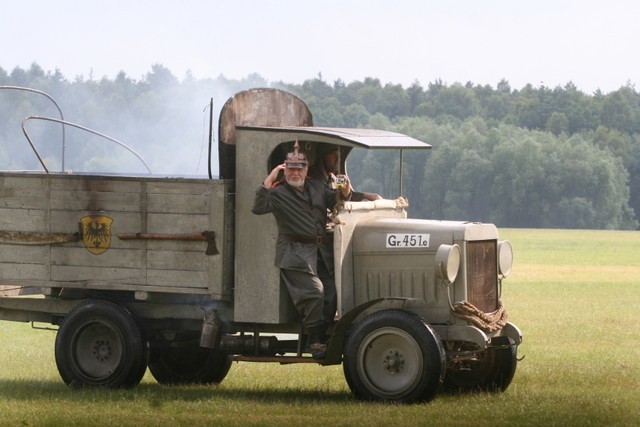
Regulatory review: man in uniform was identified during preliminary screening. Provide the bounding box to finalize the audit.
[252,142,358,358]
[309,146,382,201]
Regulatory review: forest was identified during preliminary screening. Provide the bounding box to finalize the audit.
[1,63,639,230]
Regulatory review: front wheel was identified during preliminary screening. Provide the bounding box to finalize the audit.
[54,300,148,388]
[343,310,445,403]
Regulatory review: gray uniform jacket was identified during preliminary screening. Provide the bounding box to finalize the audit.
[252,178,345,274]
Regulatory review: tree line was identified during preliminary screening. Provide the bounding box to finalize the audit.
[1,63,638,229]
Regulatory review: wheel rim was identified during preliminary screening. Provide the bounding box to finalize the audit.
[356,326,423,399]
[71,318,125,382]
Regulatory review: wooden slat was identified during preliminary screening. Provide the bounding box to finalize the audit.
[146,269,208,288]
[49,176,142,193]
[145,180,215,195]
[147,213,209,234]
[51,247,143,269]
[51,265,144,282]
[50,190,141,212]
[0,278,210,295]
[0,176,49,209]
[147,249,209,271]
[144,239,210,251]
[0,208,47,231]
[0,245,48,263]
[147,193,210,214]
[0,176,47,188]
[0,263,49,280]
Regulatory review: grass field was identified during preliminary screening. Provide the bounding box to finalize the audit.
[1,228,639,426]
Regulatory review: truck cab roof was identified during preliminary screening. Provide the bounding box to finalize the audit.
[236,125,431,150]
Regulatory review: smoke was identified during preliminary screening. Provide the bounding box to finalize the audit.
[1,71,276,177]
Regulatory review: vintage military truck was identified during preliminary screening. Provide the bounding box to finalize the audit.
[0,88,521,403]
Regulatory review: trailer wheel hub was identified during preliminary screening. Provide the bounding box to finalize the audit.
[384,350,404,374]
[93,340,112,362]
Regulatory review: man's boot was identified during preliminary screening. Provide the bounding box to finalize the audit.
[308,325,327,359]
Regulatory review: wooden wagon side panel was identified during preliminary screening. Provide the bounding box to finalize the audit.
[0,173,231,299]
[0,176,51,282]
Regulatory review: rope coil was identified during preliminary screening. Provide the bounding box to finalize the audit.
[451,300,508,333]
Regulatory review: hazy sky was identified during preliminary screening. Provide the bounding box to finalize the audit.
[1,0,639,94]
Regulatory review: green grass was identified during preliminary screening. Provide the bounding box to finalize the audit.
[1,228,639,426]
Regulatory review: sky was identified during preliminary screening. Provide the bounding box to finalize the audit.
[1,0,639,94]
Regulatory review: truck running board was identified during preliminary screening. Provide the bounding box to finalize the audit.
[233,355,331,365]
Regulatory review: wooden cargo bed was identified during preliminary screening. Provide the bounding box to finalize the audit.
[0,172,233,299]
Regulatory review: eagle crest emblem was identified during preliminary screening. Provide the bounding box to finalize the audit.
[81,215,113,255]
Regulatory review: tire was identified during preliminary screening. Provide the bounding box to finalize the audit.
[149,346,232,385]
[343,310,445,403]
[444,337,518,393]
[54,300,148,388]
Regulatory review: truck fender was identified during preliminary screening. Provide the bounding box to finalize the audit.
[430,324,489,350]
[431,322,522,351]
[323,297,427,365]
[492,321,523,346]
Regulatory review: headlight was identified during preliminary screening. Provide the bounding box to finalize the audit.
[498,240,513,278]
[435,244,460,284]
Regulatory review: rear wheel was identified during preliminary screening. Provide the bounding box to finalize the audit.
[54,300,148,388]
[149,345,232,385]
[444,337,518,393]
[343,310,445,403]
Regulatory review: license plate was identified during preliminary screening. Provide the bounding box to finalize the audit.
[386,233,430,248]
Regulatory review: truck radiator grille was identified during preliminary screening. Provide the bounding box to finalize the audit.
[466,240,498,313]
